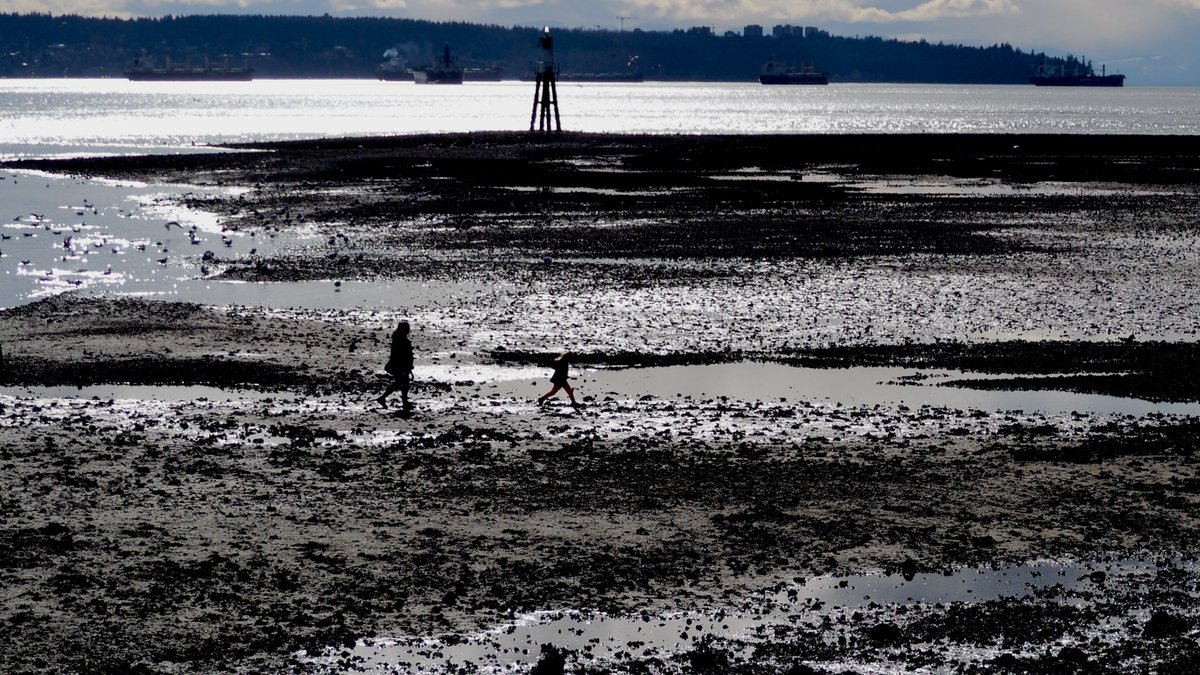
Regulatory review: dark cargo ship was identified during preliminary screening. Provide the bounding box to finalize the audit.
[1031,59,1124,87]
[557,71,644,83]
[411,44,463,84]
[375,50,409,81]
[759,58,829,85]
[558,55,643,83]
[124,55,253,81]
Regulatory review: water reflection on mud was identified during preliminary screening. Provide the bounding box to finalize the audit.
[7,361,1197,419]
[481,362,1200,417]
[318,557,1193,673]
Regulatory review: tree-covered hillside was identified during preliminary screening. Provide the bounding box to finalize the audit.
[0,13,1074,83]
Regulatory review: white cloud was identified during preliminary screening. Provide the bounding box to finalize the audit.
[612,0,1018,24]
[850,0,1020,23]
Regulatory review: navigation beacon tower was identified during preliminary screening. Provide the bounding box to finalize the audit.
[530,27,562,132]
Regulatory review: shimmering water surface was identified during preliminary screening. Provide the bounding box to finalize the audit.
[4,80,1200,161]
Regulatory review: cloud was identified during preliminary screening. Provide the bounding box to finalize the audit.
[847,0,1020,23]
[613,0,1019,24]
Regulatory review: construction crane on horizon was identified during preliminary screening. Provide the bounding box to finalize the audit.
[617,15,636,31]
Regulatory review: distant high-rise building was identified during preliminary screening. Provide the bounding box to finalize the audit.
[772,24,797,39]
[688,26,714,37]
[744,24,764,38]
[804,26,827,38]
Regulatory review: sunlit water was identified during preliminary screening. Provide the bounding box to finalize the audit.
[4,80,1200,161]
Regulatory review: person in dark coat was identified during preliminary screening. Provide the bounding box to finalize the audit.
[377,320,413,408]
[538,351,579,408]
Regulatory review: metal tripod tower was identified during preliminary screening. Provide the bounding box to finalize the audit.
[530,27,561,132]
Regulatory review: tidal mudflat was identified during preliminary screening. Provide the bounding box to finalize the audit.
[2,133,1198,673]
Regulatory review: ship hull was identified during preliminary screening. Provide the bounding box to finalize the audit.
[412,69,463,84]
[1030,74,1125,87]
[557,73,643,83]
[125,69,253,81]
[464,68,502,82]
[759,73,828,85]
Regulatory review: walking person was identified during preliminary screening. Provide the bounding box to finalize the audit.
[538,351,580,408]
[377,320,414,409]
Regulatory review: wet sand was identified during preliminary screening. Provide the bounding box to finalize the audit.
[2,132,1199,673]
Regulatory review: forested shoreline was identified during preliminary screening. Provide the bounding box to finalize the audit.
[1,12,1067,82]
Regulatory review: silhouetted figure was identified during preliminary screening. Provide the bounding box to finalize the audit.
[530,643,566,675]
[538,351,579,408]
[377,321,413,409]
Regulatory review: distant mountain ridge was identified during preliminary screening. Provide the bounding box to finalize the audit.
[1,12,1078,83]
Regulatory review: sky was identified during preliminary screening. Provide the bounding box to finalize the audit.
[5,0,1200,84]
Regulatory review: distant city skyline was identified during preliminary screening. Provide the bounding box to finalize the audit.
[3,1,1198,84]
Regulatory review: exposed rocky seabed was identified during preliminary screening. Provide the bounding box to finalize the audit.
[1,133,1198,673]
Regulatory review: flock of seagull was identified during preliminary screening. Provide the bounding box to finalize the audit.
[4,200,208,286]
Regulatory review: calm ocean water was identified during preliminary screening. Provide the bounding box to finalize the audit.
[3,79,1200,159]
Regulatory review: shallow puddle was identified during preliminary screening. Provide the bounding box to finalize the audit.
[0,383,282,402]
[4,361,1196,419]
[0,170,489,310]
[313,557,1188,673]
[477,362,1200,417]
[182,278,490,310]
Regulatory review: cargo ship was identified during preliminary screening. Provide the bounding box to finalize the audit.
[124,55,253,81]
[464,66,503,82]
[547,55,643,83]
[759,58,828,85]
[557,71,643,83]
[1030,59,1124,87]
[378,55,499,82]
[375,50,409,81]
[411,44,463,84]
